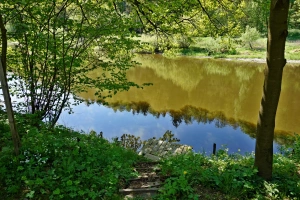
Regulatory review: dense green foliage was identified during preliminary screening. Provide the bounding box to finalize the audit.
[0,113,143,199]
[157,144,300,199]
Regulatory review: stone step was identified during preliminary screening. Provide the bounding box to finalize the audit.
[119,188,160,194]
[129,175,160,181]
[140,181,162,188]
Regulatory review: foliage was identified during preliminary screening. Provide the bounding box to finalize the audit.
[241,0,270,35]
[158,146,300,199]
[289,0,300,29]
[287,29,300,41]
[156,174,198,200]
[201,37,237,55]
[2,0,143,126]
[240,26,261,49]
[120,133,143,152]
[0,115,141,199]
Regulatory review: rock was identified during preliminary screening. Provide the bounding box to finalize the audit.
[144,153,161,161]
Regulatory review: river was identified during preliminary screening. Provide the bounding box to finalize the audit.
[59,55,300,154]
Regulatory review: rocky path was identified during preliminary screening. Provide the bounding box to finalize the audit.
[119,161,166,199]
[119,137,193,199]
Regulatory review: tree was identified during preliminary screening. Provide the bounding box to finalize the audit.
[2,0,142,126]
[0,14,21,155]
[242,0,270,35]
[254,0,290,180]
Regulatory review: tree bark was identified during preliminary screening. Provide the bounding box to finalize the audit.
[0,14,21,156]
[0,15,7,76]
[254,0,289,180]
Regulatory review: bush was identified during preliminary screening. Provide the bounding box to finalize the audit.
[202,37,221,54]
[240,26,261,49]
[202,37,237,56]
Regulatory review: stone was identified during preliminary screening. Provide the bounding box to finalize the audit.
[144,153,161,161]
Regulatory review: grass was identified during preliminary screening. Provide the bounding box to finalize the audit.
[0,112,299,199]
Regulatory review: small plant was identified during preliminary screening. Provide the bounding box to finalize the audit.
[157,173,198,200]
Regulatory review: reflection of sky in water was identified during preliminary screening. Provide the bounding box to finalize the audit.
[59,102,279,155]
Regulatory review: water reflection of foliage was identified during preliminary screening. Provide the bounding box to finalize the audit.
[134,55,265,92]
[104,101,294,145]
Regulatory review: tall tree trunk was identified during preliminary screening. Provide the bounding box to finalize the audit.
[0,15,21,156]
[254,0,289,180]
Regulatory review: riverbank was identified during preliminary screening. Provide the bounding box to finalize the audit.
[136,35,300,63]
[0,112,299,199]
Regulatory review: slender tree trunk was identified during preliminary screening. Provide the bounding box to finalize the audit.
[254,0,289,180]
[0,15,21,156]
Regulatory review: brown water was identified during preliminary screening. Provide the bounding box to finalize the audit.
[59,55,300,154]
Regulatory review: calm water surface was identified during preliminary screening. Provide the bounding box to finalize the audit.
[59,55,300,154]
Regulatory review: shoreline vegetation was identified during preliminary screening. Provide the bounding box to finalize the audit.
[0,111,299,199]
[133,31,300,64]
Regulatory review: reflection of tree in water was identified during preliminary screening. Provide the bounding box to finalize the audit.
[169,110,183,127]
[105,101,294,145]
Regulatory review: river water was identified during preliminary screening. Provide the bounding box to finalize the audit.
[59,55,300,154]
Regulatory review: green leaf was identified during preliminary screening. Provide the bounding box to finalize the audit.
[67,180,73,186]
[53,188,60,195]
[25,191,35,198]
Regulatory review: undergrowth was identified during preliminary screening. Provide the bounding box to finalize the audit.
[157,143,300,199]
[0,115,142,199]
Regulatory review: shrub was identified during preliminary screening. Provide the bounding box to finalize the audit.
[202,37,221,54]
[202,37,237,55]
